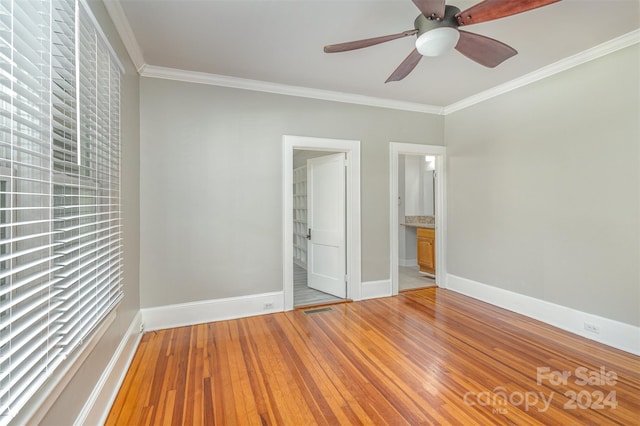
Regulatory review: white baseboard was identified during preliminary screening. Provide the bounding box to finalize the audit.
[447,274,639,356]
[75,311,143,426]
[142,291,285,331]
[399,258,418,267]
[361,280,392,300]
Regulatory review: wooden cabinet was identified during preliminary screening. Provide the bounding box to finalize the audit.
[417,227,435,275]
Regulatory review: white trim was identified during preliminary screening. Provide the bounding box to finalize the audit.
[141,292,285,331]
[75,311,143,426]
[102,0,145,72]
[447,274,640,356]
[445,29,640,114]
[283,136,362,310]
[361,280,392,300]
[135,32,637,116]
[390,143,447,296]
[140,65,444,115]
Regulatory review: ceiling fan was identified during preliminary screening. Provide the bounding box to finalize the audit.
[324,0,561,82]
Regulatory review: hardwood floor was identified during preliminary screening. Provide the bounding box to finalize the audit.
[107,288,640,425]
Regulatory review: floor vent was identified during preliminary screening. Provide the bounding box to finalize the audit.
[302,307,334,315]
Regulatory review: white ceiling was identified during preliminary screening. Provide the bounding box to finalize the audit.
[112,0,640,109]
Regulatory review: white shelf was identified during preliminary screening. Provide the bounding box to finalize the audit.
[293,166,307,268]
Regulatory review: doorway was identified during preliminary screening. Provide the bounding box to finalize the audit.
[283,136,361,311]
[293,150,345,307]
[398,153,436,291]
[390,143,446,296]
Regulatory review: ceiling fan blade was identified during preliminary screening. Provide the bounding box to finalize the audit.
[324,29,418,53]
[385,49,423,83]
[455,0,561,26]
[455,30,517,68]
[411,0,446,19]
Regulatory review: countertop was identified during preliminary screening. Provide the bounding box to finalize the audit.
[401,223,435,229]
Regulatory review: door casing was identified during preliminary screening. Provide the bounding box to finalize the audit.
[283,135,361,311]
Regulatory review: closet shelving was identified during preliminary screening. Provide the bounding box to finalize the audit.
[293,165,307,268]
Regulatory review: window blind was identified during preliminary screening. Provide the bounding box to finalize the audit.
[0,0,122,422]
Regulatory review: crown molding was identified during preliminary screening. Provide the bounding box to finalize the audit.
[103,0,145,72]
[105,0,638,116]
[139,65,445,115]
[139,28,639,117]
[444,29,640,115]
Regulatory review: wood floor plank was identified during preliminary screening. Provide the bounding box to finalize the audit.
[107,288,640,425]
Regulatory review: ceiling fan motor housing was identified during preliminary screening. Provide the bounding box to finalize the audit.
[414,5,461,36]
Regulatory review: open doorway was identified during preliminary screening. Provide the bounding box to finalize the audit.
[283,136,361,311]
[292,150,345,307]
[397,153,437,291]
[390,143,446,296]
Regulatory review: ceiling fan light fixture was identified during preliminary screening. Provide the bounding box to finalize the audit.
[415,27,460,57]
[416,27,460,56]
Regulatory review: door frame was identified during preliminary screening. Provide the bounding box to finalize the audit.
[390,142,447,295]
[283,135,361,311]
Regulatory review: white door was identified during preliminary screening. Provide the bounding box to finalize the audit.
[306,153,346,298]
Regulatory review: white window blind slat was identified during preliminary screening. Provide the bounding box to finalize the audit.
[0,218,52,229]
[0,330,64,418]
[0,325,49,382]
[0,295,63,352]
[0,303,63,367]
[0,241,56,264]
[57,294,98,342]
[55,241,114,274]
[55,223,118,245]
[58,290,119,355]
[0,270,62,300]
[56,235,118,261]
[0,230,56,247]
[57,250,109,285]
[0,254,59,281]
[54,216,113,232]
[1,343,49,403]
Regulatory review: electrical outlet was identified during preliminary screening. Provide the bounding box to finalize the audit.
[264,302,274,310]
[139,322,144,334]
[584,322,600,334]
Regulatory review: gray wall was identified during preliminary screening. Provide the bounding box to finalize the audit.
[445,44,639,326]
[31,1,141,424]
[139,78,444,308]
